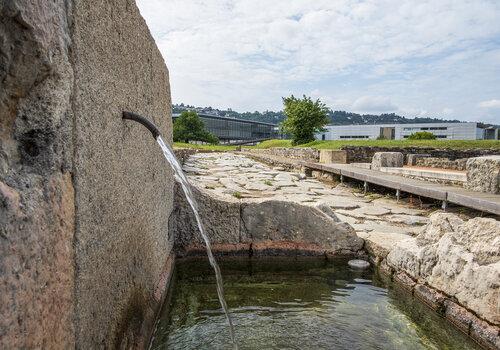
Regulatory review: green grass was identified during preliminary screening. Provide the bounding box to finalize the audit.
[173,139,499,151]
[253,139,500,150]
[251,139,292,148]
[173,142,237,151]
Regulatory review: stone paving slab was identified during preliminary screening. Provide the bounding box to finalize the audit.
[182,153,432,240]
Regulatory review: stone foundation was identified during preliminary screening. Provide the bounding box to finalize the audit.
[342,146,500,163]
[414,157,468,170]
[240,151,304,171]
[364,213,500,350]
[371,152,404,170]
[242,147,320,162]
[465,156,500,194]
[319,149,347,163]
[382,268,500,350]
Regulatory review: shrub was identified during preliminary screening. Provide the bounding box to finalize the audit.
[407,131,437,140]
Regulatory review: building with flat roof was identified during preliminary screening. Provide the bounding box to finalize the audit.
[316,122,498,141]
[173,113,277,143]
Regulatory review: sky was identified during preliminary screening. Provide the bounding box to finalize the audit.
[136,0,500,123]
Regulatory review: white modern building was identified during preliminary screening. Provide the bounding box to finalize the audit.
[316,122,498,141]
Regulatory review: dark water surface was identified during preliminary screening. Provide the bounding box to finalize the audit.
[150,257,480,350]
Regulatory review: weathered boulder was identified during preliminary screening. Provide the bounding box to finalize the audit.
[1,1,174,348]
[386,213,500,325]
[371,152,404,170]
[465,155,500,193]
[415,213,464,245]
[241,199,364,255]
[171,183,364,256]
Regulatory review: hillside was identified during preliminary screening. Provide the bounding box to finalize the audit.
[173,103,462,126]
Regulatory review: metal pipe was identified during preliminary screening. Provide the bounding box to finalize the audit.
[122,111,160,140]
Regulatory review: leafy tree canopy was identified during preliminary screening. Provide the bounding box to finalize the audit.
[407,131,437,140]
[173,111,219,144]
[281,95,329,145]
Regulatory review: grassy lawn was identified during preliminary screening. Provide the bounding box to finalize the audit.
[253,139,500,150]
[174,139,499,151]
[173,142,237,151]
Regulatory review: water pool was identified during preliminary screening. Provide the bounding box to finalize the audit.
[150,257,480,350]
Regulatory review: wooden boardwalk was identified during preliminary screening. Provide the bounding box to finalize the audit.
[303,162,500,216]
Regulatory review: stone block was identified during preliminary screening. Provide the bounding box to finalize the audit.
[393,272,416,292]
[319,150,347,164]
[379,260,394,277]
[465,155,500,194]
[241,199,364,255]
[371,152,404,170]
[443,300,472,334]
[413,284,446,312]
[407,153,431,166]
[470,316,500,350]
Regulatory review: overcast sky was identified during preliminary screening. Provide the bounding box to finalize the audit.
[136,0,500,123]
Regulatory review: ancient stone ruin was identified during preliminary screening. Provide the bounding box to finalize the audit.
[1,1,499,349]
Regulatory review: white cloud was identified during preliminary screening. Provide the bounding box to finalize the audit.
[478,99,500,109]
[442,108,454,115]
[352,96,397,113]
[136,0,500,118]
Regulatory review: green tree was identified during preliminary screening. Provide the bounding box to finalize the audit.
[407,131,436,140]
[173,111,219,144]
[281,95,329,145]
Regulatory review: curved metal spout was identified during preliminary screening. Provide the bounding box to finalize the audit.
[122,111,160,140]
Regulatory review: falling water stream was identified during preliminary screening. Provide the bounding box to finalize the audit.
[156,136,238,349]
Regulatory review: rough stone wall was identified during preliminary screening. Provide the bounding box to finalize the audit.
[386,213,500,326]
[243,146,499,165]
[341,146,499,163]
[1,0,174,348]
[240,151,303,172]
[70,1,174,348]
[243,147,320,162]
[0,1,76,348]
[465,156,500,194]
[414,157,468,170]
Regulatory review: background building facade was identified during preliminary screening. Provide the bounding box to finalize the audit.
[173,113,277,143]
[316,122,497,140]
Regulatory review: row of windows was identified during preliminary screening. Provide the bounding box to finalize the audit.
[339,135,370,139]
[403,135,448,139]
[403,127,448,131]
[200,117,275,140]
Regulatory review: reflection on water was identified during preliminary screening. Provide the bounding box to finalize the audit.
[150,257,480,350]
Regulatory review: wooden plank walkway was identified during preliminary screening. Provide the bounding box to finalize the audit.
[303,162,500,216]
